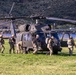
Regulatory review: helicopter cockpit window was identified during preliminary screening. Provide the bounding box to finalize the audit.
[25,24,31,31]
[23,34,32,41]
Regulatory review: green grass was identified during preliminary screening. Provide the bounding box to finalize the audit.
[0,40,76,75]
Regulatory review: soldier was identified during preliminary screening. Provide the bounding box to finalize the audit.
[16,41,22,54]
[8,35,16,54]
[67,36,75,56]
[0,34,5,53]
[32,34,39,54]
[46,36,53,56]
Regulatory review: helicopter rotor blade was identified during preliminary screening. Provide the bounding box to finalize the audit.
[46,17,76,24]
[0,16,76,24]
[0,16,29,20]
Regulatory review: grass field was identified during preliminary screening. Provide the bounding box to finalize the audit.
[0,40,76,75]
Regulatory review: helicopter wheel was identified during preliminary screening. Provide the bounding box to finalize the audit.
[53,51,58,54]
[22,47,28,54]
[52,46,58,54]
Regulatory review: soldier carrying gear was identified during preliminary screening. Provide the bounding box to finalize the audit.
[16,41,22,54]
[46,36,58,55]
[67,36,75,56]
[46,36,53,56]
[8,35,16,54]
[0,34,5,53]
[32,34,39,54]
[16,33,23,54]
[51,36,58,47]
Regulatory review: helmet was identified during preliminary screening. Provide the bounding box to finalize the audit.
[12,35,14,37]
[70,36,73,39]
[0,34,2,37]
[36,34,39,38]
[51,36,54,39]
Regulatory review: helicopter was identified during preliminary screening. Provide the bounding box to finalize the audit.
[0,15,76,54]
[0,2,76,55]
[15,17,62,54]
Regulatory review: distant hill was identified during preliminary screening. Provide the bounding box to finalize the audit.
[0,0,76,20]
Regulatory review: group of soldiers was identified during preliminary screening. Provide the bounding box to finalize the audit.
[46,35,76,56]
[0,33,76,56]
[0,34,15,54]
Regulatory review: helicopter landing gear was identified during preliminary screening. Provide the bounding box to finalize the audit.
[22,47,28,54]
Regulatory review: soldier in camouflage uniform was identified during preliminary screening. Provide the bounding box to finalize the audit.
[67,36,75,56]
[46,36,53,56]
[16,41,22,54]
[8,35,16,54]
[32,34,39,54]
[0,34,5,53]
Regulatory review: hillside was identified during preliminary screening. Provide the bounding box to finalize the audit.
[0,0,76,20]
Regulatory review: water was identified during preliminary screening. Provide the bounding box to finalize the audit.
[2,33,76,39]
[58,33,76,39]
[3,33,12,38]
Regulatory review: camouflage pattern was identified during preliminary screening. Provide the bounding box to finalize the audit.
[0,35,5,53]
[32,34,39,54]
[8,35,16,54]
[46,38,53,55]
[67,37,75,56]
[16,41,22,54]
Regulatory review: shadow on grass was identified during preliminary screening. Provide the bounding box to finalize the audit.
[57,52,76,56]
[37,51,76,56]
[34,51,69,56]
